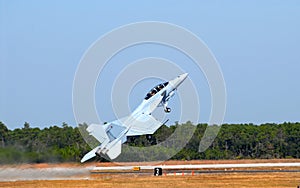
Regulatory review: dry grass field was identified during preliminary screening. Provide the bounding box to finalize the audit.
[0,159,300,188]
[0,172,299,188]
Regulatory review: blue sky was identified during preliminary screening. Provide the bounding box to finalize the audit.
[1,1,300,129]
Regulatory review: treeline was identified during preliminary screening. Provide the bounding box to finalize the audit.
[0,122,91,164]
[0,121,299,163]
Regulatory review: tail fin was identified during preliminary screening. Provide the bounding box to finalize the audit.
[87,124,109,144]
[81,124,110,163]
[106,140,122,160]
[82,123,126,162]
[80,146,100,163]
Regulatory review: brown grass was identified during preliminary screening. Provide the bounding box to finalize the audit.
[1,159,300,188]
[0,172,299,188]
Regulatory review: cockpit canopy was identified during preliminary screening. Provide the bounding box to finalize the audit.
[144,82,169,100]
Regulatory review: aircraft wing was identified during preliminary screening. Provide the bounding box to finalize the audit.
[109,91,165,136]
[123,114,163,136]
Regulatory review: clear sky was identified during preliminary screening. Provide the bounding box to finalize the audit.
[1,1,300,129]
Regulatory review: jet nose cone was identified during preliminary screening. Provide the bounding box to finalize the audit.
[181,73,188,80]
[178,73,188,82]
[169,73,189,89]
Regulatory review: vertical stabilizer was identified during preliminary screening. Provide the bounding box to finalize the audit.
[106,140,122,160]
[87,124,109,144]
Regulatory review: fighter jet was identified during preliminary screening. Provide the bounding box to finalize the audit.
[81,73,188,162]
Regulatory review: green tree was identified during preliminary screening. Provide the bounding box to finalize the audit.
[0,122,8,147]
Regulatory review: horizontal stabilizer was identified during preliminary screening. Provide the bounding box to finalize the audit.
[80,146,100,163]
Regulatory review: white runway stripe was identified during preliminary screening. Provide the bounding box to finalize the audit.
[92,163,300,171]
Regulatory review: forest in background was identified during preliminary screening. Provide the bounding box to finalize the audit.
[0,121,299,164]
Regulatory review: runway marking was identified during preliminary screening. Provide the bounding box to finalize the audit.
[1,163,299,181]
[92,162,300,171]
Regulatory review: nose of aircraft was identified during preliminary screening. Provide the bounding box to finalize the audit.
[169,73,189,89]
[181,73,189,80]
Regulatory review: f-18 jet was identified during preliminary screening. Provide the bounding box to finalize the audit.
[81,73,188,162]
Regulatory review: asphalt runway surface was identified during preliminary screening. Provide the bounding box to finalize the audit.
[91,169,300,174]
[1,162,300,181]
[92,162,300,170]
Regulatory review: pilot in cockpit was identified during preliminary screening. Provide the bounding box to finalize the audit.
[151,90,156,96]
[158,84,163,90]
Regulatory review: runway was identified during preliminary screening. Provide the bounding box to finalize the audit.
[1,162,300,181]
[92,162,300,171]
[91,162,300,176]
[91,169,300,176]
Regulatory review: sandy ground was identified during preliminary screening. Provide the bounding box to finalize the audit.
[0,159,300,187]
[0,172,299,188]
